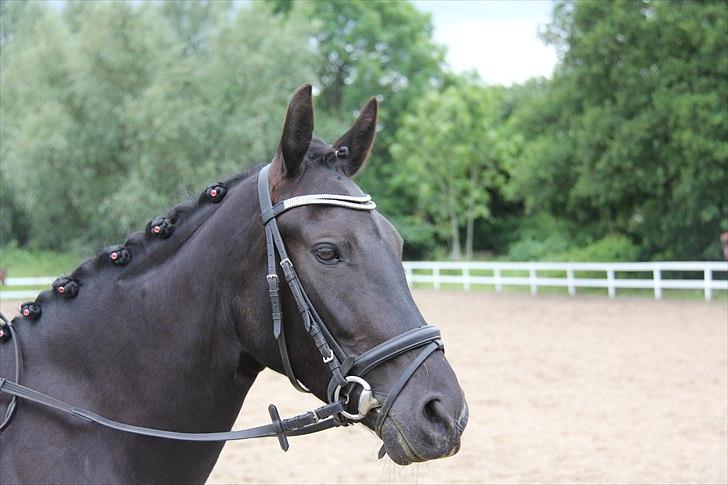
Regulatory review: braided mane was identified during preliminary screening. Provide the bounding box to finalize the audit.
[12,137,339,326]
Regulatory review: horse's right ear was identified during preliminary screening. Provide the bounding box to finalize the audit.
[273,83,314,177]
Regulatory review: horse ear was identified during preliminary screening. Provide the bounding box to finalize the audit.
[333,97,378,177]
[274,83,314,176]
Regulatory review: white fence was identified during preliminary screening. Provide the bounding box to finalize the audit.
[1,277,56,300]
[1,262,727,301]
[403,261,728,301]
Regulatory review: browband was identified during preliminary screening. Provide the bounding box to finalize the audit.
[261,193,376,224]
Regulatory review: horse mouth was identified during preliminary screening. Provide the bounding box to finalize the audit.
[378,417,421,465]
[375,402,468,465]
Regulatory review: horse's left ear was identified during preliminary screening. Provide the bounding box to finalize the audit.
[333,97,378,177]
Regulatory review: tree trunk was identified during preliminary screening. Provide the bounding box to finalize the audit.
[446,183,461,260]
[465,166,477,260]
[450,213,461,260]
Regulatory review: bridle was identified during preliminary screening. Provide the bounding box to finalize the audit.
[257,164,444,431]
[0,163,444,457]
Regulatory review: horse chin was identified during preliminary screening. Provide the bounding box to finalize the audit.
[377,418,421,466]
[374,402,468,465]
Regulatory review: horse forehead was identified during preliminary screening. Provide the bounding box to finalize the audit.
[288,166,364,197]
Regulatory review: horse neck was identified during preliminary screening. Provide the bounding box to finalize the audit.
[11,175,268,451]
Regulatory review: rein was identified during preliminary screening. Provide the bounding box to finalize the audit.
[0,163,444,456]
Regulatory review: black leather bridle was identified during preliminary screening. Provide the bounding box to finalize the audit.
[0,163,444,456]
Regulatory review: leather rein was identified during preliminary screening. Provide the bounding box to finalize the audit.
[0,163,444,456]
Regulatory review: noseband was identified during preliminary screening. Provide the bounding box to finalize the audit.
[0,163,444,457]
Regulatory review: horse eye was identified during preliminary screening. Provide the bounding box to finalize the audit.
[314,245,339,263]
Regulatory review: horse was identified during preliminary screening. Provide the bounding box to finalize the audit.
[0,84,468,483]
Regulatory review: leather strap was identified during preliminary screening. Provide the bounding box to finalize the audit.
[375,341,441,432]
[350,326,443,377]
[258,166,309,393]
[257,165,349,391]
[261,194,375,225]
[0,378,343,443]
[0,315,19,431]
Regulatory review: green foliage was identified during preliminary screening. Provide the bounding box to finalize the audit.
[391,78,512,258]
[299,0,446,235]
[505,213,572,261]
[0,243,81,277]
[1,1,315,249]
[549,235,640,262]
[1,0,725,263]
[510,0,728,261]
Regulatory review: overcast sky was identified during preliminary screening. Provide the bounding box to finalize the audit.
[47,0,558,86]
[414,0,558,86]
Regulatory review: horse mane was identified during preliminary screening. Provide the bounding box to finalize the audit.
[13,165,260,325]
[13,137,339,326]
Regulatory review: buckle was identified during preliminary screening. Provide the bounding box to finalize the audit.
[333,376,380,421]
[322,348,334,363]
[280,258,296,282]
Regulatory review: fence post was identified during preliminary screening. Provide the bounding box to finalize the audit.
[405,266,413,289]
[704,269,712,301]
[567,268,576,296]
[433,266,441,290]
[529,265,537,295]
[607,269,616,298]
[463,266,471,291]
[494,268,502,293]
[653,268,662,300]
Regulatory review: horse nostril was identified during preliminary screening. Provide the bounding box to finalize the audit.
[423,398,439,422]
[423,397,453,431]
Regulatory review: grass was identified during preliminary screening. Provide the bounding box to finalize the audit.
[0,246,83,294]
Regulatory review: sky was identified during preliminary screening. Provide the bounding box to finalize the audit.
[46,0,558,86]
[414,0,559,86]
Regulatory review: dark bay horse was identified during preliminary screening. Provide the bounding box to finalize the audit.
[0,84,468,483]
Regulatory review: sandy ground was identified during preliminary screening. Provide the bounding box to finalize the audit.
[2,291,726,484]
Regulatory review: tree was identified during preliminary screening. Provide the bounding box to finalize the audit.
[1,1,316,250]
[391,79,510,259]
[271,1,447,255]
[510,0,728,260]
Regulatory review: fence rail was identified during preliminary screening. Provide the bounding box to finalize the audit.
[1,262,727,301]
[402,261,728,300]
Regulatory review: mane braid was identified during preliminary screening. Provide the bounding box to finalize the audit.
[12,164,264,327]
[304,137,338,169]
